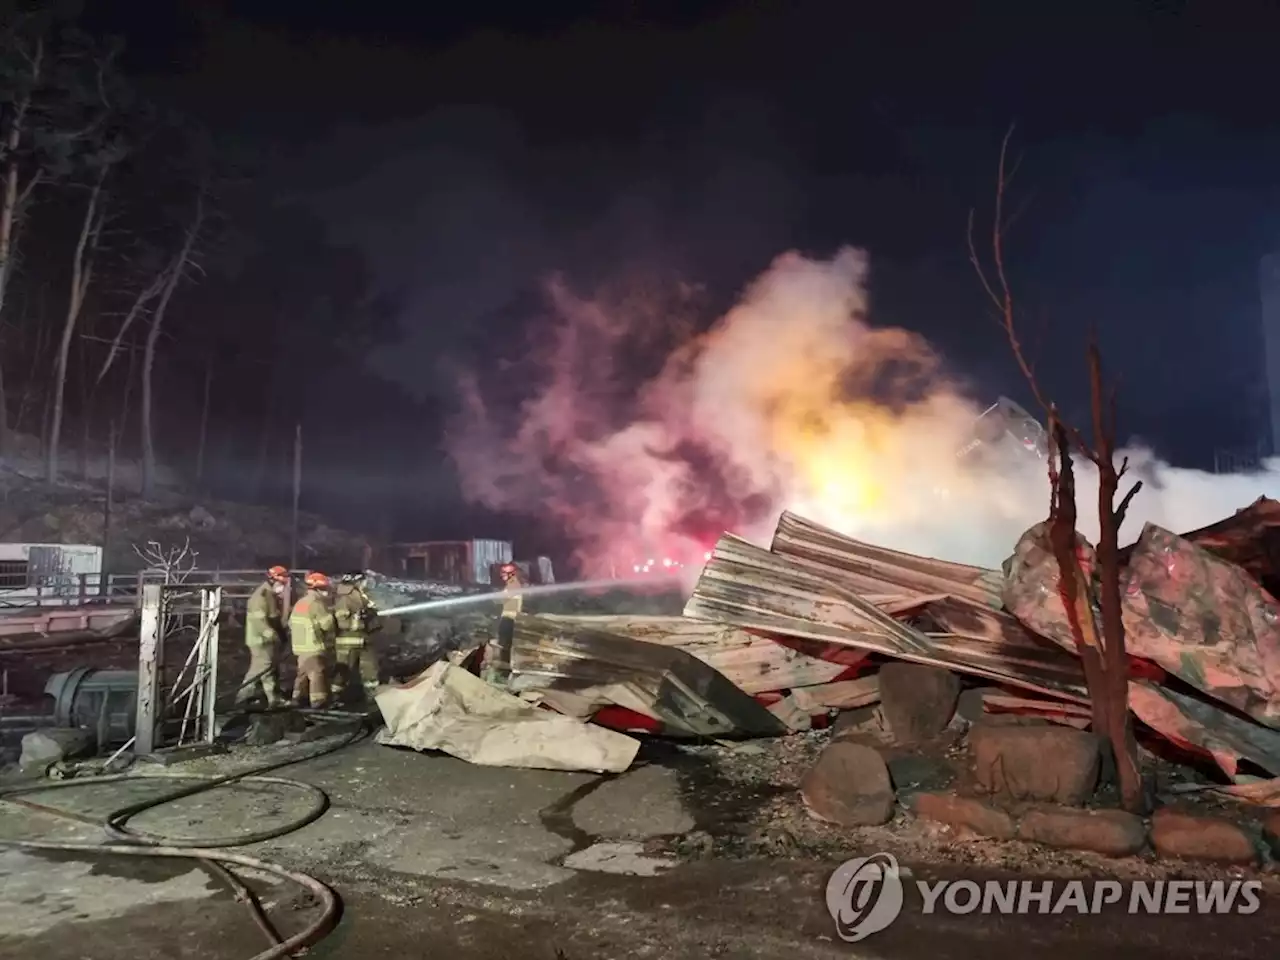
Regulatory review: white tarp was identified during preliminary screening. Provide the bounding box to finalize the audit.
[375,662,640,774]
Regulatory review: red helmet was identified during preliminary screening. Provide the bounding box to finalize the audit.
[304,571,331,590]
[267,565,288,583]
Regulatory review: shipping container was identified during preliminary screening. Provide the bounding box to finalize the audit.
[0,543,103,606]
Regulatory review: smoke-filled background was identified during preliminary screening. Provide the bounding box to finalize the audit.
[447,248,1280,574]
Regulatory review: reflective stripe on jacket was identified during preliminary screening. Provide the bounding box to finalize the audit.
[333,582,378,647]
[245,581,281,646]
[290,591,336,655]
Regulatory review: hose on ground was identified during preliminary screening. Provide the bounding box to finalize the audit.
[0,714,371,959]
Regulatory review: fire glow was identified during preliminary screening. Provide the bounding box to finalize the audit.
[447,248,1280,575]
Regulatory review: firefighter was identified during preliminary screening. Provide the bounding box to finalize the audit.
[331,571,382,703]
[482,562,524,686]
[290,571,336,709]
[235,565,290,707]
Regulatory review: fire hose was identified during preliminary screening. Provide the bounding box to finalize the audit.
[0,713,370,960]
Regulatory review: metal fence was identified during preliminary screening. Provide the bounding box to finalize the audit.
[0,569,312,610]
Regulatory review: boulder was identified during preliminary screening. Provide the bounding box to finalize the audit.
[1150,809,1256,865]
[830,704,879,740]
[1263,811,1280,860]
[909,792,1015,840]
[799,740,895,826]
[879,664,961,744]
[969,724,1100,805]
[1018,805,1146,857]
[20,727,96,768]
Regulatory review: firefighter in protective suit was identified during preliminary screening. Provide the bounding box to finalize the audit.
[482,562,524,687]
[290,571,336,708]
[331,571,382,703]
[236,565,289,707]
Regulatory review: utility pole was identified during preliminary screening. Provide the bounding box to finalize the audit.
[290,422,302,571]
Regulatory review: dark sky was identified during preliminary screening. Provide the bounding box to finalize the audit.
[95,0,1280,469]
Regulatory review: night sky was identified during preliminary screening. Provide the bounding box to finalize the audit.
[87,1,1280,521]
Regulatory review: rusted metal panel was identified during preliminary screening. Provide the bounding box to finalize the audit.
[685,531,1087,702]
[533,613,854,694]
[1129,680,1280,779]
[770,511,1005,610]
[0,604,137,643]
[509,615,788,739]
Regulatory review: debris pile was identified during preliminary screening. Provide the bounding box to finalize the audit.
[378,497,1280,816]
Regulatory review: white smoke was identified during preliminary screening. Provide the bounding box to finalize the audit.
[447,248,1274,572]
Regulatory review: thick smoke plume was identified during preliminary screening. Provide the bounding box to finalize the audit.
[447,248,1276,575]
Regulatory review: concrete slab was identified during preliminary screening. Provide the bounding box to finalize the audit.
[0,849,216,938]
[562,841,677,876]
[571,763,695,840]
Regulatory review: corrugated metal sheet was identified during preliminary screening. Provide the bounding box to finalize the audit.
[508,615,789,738]
[472,539,513,585]
[771,511,1004,609]
[533,613,855,694]
[685,531,1087,702]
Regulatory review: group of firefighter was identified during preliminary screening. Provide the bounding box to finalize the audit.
[235,566,383,710]
[234,561,527,710]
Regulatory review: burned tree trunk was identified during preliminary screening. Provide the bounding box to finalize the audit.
[970,125,1147,814]
[47,172,106,483]
[141,185,205,499]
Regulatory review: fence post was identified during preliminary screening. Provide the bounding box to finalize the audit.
[134,583,164,755]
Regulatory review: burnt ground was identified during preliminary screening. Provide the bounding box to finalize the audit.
[1,722,1279,960]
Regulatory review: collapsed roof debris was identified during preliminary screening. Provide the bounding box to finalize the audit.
[375,496,1280,798]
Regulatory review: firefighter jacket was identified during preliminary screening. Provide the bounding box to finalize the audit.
[333,582,381,648]
[501,574,524,619]
[245,581,283,647]
[289,590,336,656]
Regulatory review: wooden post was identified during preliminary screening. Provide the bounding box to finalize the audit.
[134,583,164,755]
[290,423,302,571]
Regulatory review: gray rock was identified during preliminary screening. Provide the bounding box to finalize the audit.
[887,753,954,791]
[243,712,307,746]
[572,764,695,840]
[800,740,895,826]
[969,724,1101,805]
[879,664,961,744]
[20,727,96,769]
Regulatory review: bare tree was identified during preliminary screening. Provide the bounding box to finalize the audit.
[141,181,206,498]
[131,536,198,584]
[46,166,108,482]
[968,125,1147,814]
[0,24,45,455]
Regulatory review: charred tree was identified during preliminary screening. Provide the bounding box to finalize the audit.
[140,181,205,499]
[0,29,43,455]
[47,168,106,482]
[969,125,1147,814]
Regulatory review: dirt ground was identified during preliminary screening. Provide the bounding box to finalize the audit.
[1,724,1278,960]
